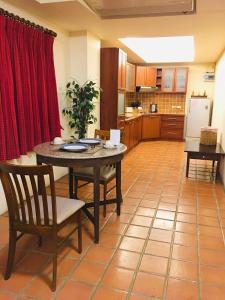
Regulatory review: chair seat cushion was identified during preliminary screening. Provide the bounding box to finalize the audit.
[26,196,85,225]
[74,165,116,181]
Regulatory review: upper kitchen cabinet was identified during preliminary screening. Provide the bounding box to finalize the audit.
[136,66,157,87]
[100,48,126,130]
[126,62,136,92]
[118,49,127,90]
[161,67,188,93]
[175,67,188,92]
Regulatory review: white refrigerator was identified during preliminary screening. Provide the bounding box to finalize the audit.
[186,98,211,138]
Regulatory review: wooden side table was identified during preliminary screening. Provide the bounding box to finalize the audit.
[184,140,225,180]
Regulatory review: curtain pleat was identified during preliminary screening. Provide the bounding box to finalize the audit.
[0,15,61,160]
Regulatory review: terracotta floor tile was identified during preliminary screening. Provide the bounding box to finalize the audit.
[175,222,197,234]
[198,208,218,218]
[201,283,225,300]
[200,265,225,285]
[85,246,115,264]
[199,225,222,238]
[198,216,219,227]
[136,207,155,217]
[111,250,140,270]
[0,273,32,293]
[56,281,94,300]
[129,294,150,300]
[0,291,16,300]
[103,223,127,235]
[178,205,196,214]
[97,233,122,249]
[199,236,225,250]
[93,287,127,300]
[174,232,197,247]
[131,216,152,227]
[160,195,178,204]
[140,254,168,275]
[72,261,105,284]
[150,228,173,243]
[200,248,225,266]
[101,265,134,290]
[119,236,145,253]
[145,240,171,257]
[158,202,176,211]
[177,213,196,223]
[170,259,198,281]
[125,225,149,239]
[166,278,198,300]
[121,205,137,214]
[172,244,198,262]
[153,218,174,230]
[156,210,175,221]
[132,271,165,298]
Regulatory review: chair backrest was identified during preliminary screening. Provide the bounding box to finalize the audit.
[0,163,57,230]
[94,129,110,140]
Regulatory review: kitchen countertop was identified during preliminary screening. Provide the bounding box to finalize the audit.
[125,112,185,121]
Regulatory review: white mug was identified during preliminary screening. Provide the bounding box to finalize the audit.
[53,137,64,145]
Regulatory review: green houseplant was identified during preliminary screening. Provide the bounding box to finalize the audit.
[62,80,99,139]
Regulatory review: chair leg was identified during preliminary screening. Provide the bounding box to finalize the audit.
[77,210,82,253]
[103,184,107,218]
[5,228,17,280]
[52,236,58,292]
[74,177,79,199]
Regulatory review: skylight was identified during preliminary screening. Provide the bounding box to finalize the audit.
[119,36,195,63]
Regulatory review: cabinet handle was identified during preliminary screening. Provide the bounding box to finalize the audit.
[166,118,177,120]
[167,132,177,135]
[167,124,177,126]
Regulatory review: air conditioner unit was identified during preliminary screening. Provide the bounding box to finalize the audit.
[203,72,215,82]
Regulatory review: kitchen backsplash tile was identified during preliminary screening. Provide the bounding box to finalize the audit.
[126,92,186,114]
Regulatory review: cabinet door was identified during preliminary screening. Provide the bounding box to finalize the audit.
[126,63,136,92]
[145,67,157,86]
[136,66,146,86]
[124,121,130,150]
[161,68,175,92]
[118,50,127,90]
[175,68,188,92]
[142,116,161,139]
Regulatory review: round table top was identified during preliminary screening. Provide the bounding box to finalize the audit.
[33,142,127,161]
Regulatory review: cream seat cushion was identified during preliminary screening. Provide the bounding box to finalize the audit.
[23,196,85,225]
[73,165,116,181]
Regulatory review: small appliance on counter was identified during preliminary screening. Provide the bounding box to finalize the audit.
[150,103,158,113]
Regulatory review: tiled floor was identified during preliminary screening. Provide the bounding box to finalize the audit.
[1,141,225,299]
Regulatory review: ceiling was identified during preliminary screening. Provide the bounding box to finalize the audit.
[3,0,225,64]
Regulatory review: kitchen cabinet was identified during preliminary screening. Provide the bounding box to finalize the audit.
[142,115,161,139]
[124,116,142,150]
[100,48,127,130]
[136,66,157,87]
[118,49,127,90]
[175,68,188,92]
[161,115,184,139]
[126,62,136,92]
[161,67,188,93]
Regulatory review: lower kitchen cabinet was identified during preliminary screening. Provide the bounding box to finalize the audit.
[160,115,184,140]
[124,116,142,150]
[142,115,161,139]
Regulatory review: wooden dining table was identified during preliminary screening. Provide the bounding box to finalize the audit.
[33,142,127,243]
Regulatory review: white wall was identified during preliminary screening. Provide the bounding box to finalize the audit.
[212,52,225,185]
[68,31,100,138]
[186,63,215,100]
[0,1,70,213]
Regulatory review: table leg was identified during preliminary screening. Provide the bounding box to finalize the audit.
[116,161,122,216]
[69,167,74,198]
[93,166,100,243]
[186,153,190,177]
[216,158,221,180]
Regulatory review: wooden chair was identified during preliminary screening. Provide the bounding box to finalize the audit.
[0,163,84,291]
[70,129,121,217]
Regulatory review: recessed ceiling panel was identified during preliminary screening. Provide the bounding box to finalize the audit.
[83,0,196,19]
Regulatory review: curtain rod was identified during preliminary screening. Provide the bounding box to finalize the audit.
[0,7,57,37]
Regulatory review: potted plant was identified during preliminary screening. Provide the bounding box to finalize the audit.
[62,80,99,139]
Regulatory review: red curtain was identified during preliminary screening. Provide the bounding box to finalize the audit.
[0,15,61,161]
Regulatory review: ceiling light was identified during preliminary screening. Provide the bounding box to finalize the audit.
[82,0,196,19]
[119,36,195,63]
